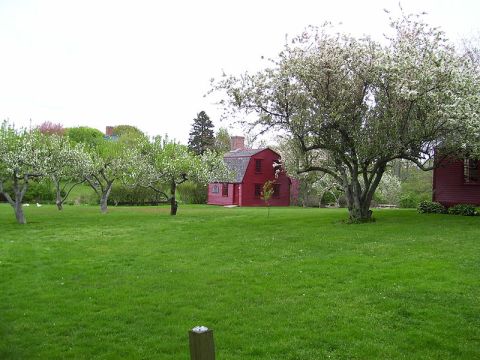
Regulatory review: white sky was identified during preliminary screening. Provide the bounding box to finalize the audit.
[0,0,479,144]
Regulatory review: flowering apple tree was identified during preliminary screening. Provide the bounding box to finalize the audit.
[41,134,91,210]
[214,14,480,222]
[135,137,232,215]
[84,139,140,213]
[0,123,46,224]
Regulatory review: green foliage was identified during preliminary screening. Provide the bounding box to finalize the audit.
[398,165,433,208]
[188,111,215,155]
[448,204,478,216]
[321,191,338,206]
[0,179,56,203]
[112,125,144,138]
[83,137,143,213]
[135,136,232,215]
[418,201,478,216]
[108,184,164,206]
[23,180,56,202]
[261,180,274,204]
[65,189,99,206]
[113,125,148,147]
[417,200,447,214]
[399,193,420,208]
[66,126,104,148]
[177,181,207,204]
[261,180,275,217]
[214,127,231,154]
[399,192,431,208]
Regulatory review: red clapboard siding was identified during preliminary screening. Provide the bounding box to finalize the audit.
[433,158,480,206]
[207,183,236,206]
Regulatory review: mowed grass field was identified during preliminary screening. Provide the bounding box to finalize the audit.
[0,205,479,359]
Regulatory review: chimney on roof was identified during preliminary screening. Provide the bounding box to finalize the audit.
[230,136,245,151]
[106,126,114,137]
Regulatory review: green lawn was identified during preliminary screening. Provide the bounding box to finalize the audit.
[0,205,479,359]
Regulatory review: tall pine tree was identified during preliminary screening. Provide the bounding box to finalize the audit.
[188,111,215,155]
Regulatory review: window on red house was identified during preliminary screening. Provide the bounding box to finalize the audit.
[222,183,229,197]
[254,184,262,198]
[255,159,262,173]
[464,159,479,183]
[212,184,220,194]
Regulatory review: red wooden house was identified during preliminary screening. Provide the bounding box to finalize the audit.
[208,137,291,207]
[433,157,480,206]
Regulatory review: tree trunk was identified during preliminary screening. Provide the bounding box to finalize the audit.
[55,187,63,211]
[170,181,178,216]
[100,196,108,213]
[54,179,63,211]
[343,171,384,223]
[11,187,27,224]
[346,197,373,223]
[14,200,26,224]
[343,178,371,223]
[1,174,30,224]
[100,182,114,214]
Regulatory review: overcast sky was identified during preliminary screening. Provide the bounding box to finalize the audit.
[0,0,479,143]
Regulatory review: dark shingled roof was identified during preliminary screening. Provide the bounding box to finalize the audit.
[223,149,263,183]
[224,149,263,158]
[224,157,250,183]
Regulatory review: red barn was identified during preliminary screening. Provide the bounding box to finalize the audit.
[208,137,291,207]
[433,157,480,206]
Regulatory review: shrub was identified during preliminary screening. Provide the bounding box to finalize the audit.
[108,185,163,206]
[177,181,207,204]
[62,184,99,205]
[399,192,431,209]
[399,194,418,208]
[24,181,55,203]
[447,204,478,216]
[0,179,55,203]
[320,192,337,207]
[71,193,99,206]
[417,200,446,214]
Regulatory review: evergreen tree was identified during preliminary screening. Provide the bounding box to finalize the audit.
[188,111,215,155]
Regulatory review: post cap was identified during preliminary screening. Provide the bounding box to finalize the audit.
[192,326,209,333]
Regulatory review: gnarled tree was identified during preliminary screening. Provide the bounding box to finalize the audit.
[84,139,139,213]
[214,14,480,222]
[0,123,45,224]
[42,134,90,210]
[136,137,232,215]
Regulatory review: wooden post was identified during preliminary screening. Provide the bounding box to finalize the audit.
[189,326,215,360]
